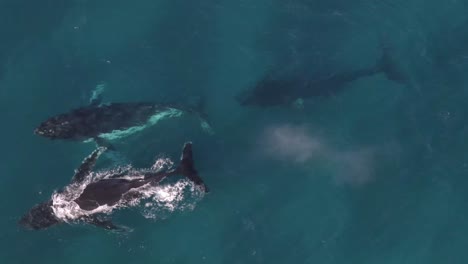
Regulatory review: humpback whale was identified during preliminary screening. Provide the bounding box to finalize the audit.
[236,46,407,108]
[35,102,211,141]
[34,86,213,145]
[19,142,208,231]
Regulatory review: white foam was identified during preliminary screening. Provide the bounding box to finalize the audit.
[50,157,204,223]
[98,108,184,141]
[138,179,205,220]
[50,170,117,222]
[151,158,174,171]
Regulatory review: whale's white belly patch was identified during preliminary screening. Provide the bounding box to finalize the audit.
[98,108,184,141]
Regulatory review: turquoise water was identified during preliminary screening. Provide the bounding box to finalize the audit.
[2,0,468,263]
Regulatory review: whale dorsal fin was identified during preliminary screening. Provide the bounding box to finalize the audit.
[72,147,107,184]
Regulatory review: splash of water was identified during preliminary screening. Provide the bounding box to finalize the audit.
[132,179,205,220]
[261,124,376,186]
[50,157,205,223]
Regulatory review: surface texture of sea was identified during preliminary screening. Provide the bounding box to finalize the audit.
[1,0,468,263]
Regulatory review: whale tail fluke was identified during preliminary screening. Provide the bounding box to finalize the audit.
[167,95,214,134]
[176,142,209,192]
[188,96,214,135]
[376,35,408,84]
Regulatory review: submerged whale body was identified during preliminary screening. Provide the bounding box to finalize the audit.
[19,142,208,231]
[35,102,212,142]
[237,46,407,108]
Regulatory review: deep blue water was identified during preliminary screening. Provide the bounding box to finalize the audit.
[2,0,468,263]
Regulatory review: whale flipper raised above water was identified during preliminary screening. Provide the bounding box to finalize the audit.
[72,146,107,184]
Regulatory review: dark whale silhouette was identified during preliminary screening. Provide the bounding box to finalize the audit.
[19,142,208,231]
[34,102,213,146]
[236,46,407,108]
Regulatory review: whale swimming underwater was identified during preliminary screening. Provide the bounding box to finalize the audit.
[35,86,213,146]
[19,142,208,231]
[35,102,212,141]
[236,46,407,108]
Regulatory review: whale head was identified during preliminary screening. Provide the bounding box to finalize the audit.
[35,115,76,139]
[19,201,60,230]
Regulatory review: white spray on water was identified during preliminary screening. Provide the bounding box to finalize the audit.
[261,124,376,186]
[50,157,205,223]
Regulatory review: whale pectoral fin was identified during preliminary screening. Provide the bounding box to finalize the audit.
[72,147,107,184]
[94,137,131,166]
[89,218,118,230]
[89,96,102,107]
[89,82,106,106]
[94,137,116,151]
[85,216,131,233]
[199,119,214,135]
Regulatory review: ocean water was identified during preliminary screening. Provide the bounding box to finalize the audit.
[2,0,468,263]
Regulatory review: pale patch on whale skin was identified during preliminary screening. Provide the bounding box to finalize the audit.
[98,108,184,141]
